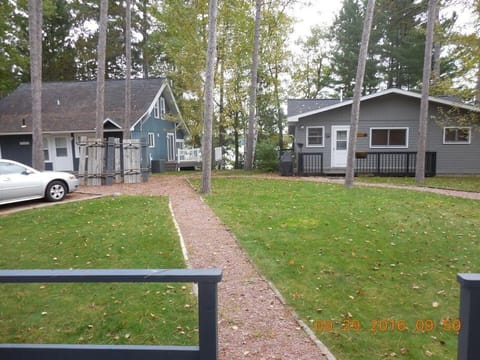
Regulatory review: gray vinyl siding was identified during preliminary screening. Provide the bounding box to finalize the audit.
[427,106,479,174]
[293,93,480,174]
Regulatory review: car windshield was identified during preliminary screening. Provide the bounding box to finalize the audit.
[0,162,29,176]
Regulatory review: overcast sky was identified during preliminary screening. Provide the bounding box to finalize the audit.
[290,1,342,45]
[290,0,477,46]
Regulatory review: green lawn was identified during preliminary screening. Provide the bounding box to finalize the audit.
[357,175,480,193]
[200,177,480,359]
[0,196,197,346]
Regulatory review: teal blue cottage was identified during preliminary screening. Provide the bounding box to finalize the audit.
[0,78,188,171]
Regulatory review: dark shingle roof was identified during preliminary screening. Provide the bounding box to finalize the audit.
[287,98,345,117]
[0,78,166,134]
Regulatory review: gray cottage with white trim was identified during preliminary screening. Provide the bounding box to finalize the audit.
[0,78,188,171]
[287,88,480,175]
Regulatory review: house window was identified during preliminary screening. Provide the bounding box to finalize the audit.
[153,97,166,119]
[443,127,471,144]
[153,100,160,118]
[43,136,50,161]
[370,128,408,148]
[55,137,68,157]
[306,126,325,147]
[148,132,155,148]
[159,97,166,116]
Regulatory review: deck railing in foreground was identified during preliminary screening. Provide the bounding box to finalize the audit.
[0,269,222,360]
[457,273,480,360]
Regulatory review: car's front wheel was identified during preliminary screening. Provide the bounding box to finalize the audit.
[46,180,67,202]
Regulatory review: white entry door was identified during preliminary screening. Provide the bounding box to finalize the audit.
[49,136,73,171]
[167,133,175,161]
[331,126,350,168]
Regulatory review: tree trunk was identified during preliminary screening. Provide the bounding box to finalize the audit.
[415,0,437,183]
[269,64,284,149]
[29,0,44,171]
[95,0,108,139]
[200,0,218,194]
[234,111,240,169]
[344,0,376,188]
[244,0,262,170]
[432,3,441,83]
[141,0,150,79]
[124,0,132,139]
[218,57,225,155]
[476,66,480,105]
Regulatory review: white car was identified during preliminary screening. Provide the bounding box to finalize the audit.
[0,159,79,205]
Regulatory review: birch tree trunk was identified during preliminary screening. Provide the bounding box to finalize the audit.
[200,0,218,194]
[344,0,376,188]
[244,0,262,170]
[432,4,441,82]
[96,0,108,139]
[124,0,132,139]
[28,0,44,171]
[476,67,480,105]
[415,0,437,183]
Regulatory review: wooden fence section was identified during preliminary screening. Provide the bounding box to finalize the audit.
[0,269,222,360]
[123,139,142,184]
[78,137,148,186]
[87,139,104,186]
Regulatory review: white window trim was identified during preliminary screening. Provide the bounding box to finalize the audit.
[443,127,471,144]
[160,97,166,116]
[153,100,160,119]
[370,127,409,149]
[306,126,325,147]
[148,132,155,148]
[43,136,51,161]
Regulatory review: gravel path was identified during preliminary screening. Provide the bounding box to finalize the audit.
[75,176,333,360]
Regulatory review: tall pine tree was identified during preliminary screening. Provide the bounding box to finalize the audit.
[330,0,378,96]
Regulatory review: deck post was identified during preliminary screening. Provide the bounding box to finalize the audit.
[457,274,480,360]
[198,281,219,359]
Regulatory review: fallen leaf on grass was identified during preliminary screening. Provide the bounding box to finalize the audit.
[292,292,302,300]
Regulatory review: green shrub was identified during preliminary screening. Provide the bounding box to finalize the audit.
[255,141,279,172]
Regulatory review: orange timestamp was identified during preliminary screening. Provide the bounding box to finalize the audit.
[314,318,461,333]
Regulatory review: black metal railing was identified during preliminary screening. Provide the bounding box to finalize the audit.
[298,153,324,176]
[296,151,436,177]
[355,152,436,177]
[0,269,222,360]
